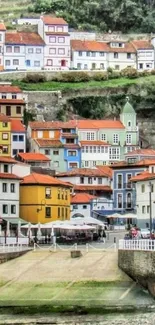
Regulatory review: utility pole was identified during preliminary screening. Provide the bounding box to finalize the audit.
[149,181,153,236]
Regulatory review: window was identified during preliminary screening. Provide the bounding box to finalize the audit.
[45,187,51,199]
[49,36,56,43]
[2,94,7,99]
[100,63,104,69]
[48,26,55,32]
[19,135,24,142]
[19,149,24,153]
[2,183,7,193]
[49,48,56,54]
[86,52,91,56]
[65,208,68,219]
[151,184,154,192]
[93,146,96,153]
[139,63,143,69]
[6,46,12,53]
[58,207,61,218]
[58,48,65,55]
[37,131,43,138]
[92,63,96,69]
[126,174,132,188]
[80,177,84,184]
[2,133,8,140]
[98,177,102,184]
[13,149,17,156]
[45,149,50,155]
[100,52,104,56]
[113,134,119,144]
[77,63,82,69]
[101,147,104,153]
[126,193,132,208]
[117,194,123,209]
[126,134,132,145]
[98,147,100,153]
[142,206,146,214]
[93,161,96,166]
[101,133,107,141]
[147,205,150,214]
[84,64,88,69]
[58,189,60,199]
[88,177,92,184]
[65,190,68,200]
[58,37,65,43]
[34,61,40,67]
[28,48,33,53]
[73,204,78,210]
[4,164,8,173]
[10,183,15,193]
[6,106,11,116]
[141,184,145,193]
[114,52,118,58]
[151,166,154,173]
[53,150,59,155]
[62,207,64,220]
[87,132,95,140]
[3,146,8,154]
[84,161,89,167]
[36,48,41,53]
[92,52,96,57]
[69,162,78,168]
[128,121,132,127]
[11,205,16,214]
[54,161,59,167]
[3,205,8,214]
[45,207,51,218]
[11,94,17,100]
[16,106,21,114]
[2,122,8,128]
[117,174,122,189]
[68,150,76,156]
[49,131,54,138]
[5,60,10,66]
[115,65,120,70]
[0,34,2,41]
[13,135,18,141]
[14,46,20,53]
[47,59,53,66]
[127,53,131,59]
[13,59,19,65]
[57,26,63,32]
[83,205,87,209]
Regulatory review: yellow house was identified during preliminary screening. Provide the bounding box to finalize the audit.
[20,173,71,224]
[0,114,11,156]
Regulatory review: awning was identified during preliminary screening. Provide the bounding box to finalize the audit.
[1,217,27,225]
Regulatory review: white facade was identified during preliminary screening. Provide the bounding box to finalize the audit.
[25,45,44,70]
[71,203,91,218]
[81,144,110,167]
[0,29,5,69]
[107,52,136,70]
[136,49,154,70]
[11,132,26,156]
[71,197,113,218]
[12,163,31,177]
[17,18,40,26]
[71,50,108,70]
[58,175,111,186]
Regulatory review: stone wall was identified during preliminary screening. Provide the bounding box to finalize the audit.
[118,250,155,297]
[0,250,30,264]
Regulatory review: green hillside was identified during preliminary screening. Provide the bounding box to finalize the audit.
[1,0,33,27]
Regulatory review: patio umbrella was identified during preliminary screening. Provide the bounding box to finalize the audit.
[37,222,42,239]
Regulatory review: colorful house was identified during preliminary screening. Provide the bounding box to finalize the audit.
[11,120,26,156]
[0,114,11,156]
[0,85,27,120]
[15,152,51,168]
[20,173,71,223]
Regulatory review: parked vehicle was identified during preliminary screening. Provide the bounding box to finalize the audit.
[140,228,150,239]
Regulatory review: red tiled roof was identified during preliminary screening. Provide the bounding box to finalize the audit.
[21,173,71,186]
[71,193,96,204]
[0,114,10,122]
[0,99,25,105]
[11,120,26,132]
[45,32,70,36]
[29,121,75,130]
[0,85,22,93]
[132,40,154,50]
[41,16,68,25]
[96,165,113,178]
[0,23,6,31]
[5,32,45,45]
[131,171,155,182]
[71,40,110,52]
[57,167,111,177]
[69,119,125,129]
[126,149,155,156]
[74,185,112,192]
[17,153,50,162]
[136,159,155,166]
[0,173,21,180]
[0,156,17,164]
[80,141,109,146]
[34,139,63,148]
[108,41,136,53]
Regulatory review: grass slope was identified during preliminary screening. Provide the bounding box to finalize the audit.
[2,0,32,26]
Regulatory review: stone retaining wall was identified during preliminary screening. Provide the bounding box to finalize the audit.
[0,250,30,264]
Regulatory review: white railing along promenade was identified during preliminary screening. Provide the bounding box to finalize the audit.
[0,244,31,253]
[119,239,155,251]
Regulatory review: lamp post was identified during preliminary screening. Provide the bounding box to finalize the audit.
[149,181,153,236]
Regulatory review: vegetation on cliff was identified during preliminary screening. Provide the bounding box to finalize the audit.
[29,0,155,33]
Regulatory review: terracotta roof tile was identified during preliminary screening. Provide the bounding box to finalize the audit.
[108,41,136,53]
[11,120,26,132]
[34,139,63,148]
[0,156,17,164]
[41,16,68,25]
[0,23,6,31]
[96,165,113,178]
[131,171,155,182]
[5,32,45,46]
[132,40,154,50]
[0,173,21,180]
[126,149,155,156]
[17,153,50,162]
[0,85,22,93]
[57,167,111,177]
[74,185,112,192]
[71,193,96,204]
[29,121,75,130]
[69,119,125,129]
[21,173,71,187]
[136,159,155,166]
[71,40,109,52]
[80,141,109,146]
[0,114,11,122]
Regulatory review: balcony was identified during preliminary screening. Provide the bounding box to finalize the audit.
[126,126,138,132]
[124,182,133,190]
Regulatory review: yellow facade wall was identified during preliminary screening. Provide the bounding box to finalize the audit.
[0,105,25,120]
[20,184,71,224]
[0,120,11,156]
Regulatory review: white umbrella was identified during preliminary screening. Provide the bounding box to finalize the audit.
[37,222,42,238]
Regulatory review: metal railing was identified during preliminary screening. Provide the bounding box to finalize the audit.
[33,242,117,252]
[0,244,31,253]
[119,239,155,251]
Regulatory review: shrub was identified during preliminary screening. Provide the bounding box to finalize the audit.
[109,71,121,79]
[107,67,113,74]
[53,71,91,82]
[138,70,150,77]
[23,73,46,83]
[92,72,108,81]
[121,67,138,78]
[151,69,155,75]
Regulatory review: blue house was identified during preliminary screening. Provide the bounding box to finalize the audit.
[60,126,81,170]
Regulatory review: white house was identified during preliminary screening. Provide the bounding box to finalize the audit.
[71,40,109,70]
[71,192,96,218]
[11,120,26,156]
[38,16,70,70]
[4,32,45,70]
[107,41,136,70]
[0,22,6,70]
[131,171,155,229]
[80,141,110,168]
[17,17,40,26]
[132,40,154,71]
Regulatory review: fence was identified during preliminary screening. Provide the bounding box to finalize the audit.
[33,242,117,252]
[119,239,155,251]
[0,244,31,253]
[0,236,29,245]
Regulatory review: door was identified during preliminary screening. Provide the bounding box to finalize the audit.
[6,106,11,116]
[26,60,30,67]
[61,60,66,67]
